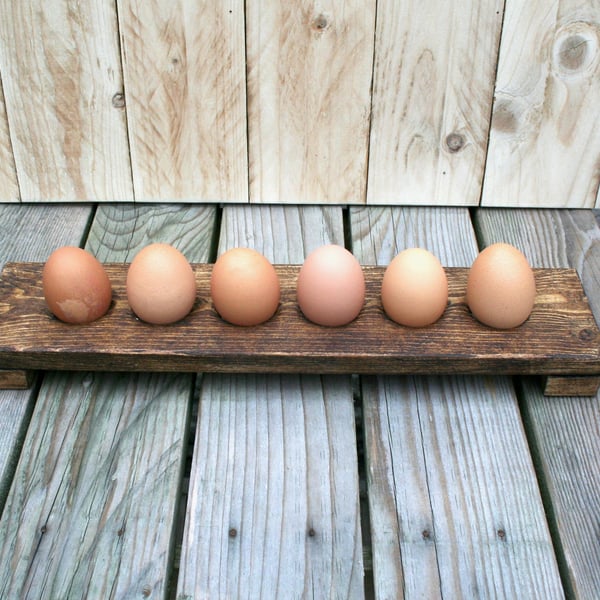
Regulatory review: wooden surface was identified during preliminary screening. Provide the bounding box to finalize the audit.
[482,1,600,207]
[474,208,600,597]
[177,205,364,598]
[367,0,503,205]
[0,204,599,599]
[351,206,564,598]
[1,1,599,206]
[0,263,599,386]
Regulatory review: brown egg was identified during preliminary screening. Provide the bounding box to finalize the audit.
[126,243,196,324]
[43,246,112,324]
[297,244,365,326]
[467,243,536,329]
[211,247,280,326]
[381,248,448,327]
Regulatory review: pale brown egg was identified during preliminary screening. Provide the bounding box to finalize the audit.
[126,243,196,325]
[297,244,365,327]
[381,248,448,327]
[466,242,536,329]
[210,247,280,326]
[43,246,112,324]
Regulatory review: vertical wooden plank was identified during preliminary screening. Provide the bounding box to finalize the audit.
[0,75,19,202]
[0,204,93,514]
[351,207,563,598]
[177,206,364,599]
[482,1,600,207]
[366,1,504,206]
[246,1,375,204]
[0,0,133,201]
[474,208,600,596]
[0,204,218,598]
[118,0,248,202]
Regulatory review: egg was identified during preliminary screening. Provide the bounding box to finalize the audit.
[466,242,536,329]
[381,248,448,327]
[126,243,196,324]
[210,247,280,326]
[43,246,112,324]
[297,244,365,327]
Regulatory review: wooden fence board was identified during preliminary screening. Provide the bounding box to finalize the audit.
[366,1,504,206]
[482,0,600,207]
[0,74,18,202]
[474,208,600,597]
[0,204,92,513]
[117,0,248,202]
[246,1,375,204]
[350,207,563,598]
[0,0,132,202]
[177,205,364,599]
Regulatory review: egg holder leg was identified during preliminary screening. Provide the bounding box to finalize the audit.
[0,262,598,397]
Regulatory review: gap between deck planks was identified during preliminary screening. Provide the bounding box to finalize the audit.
[350,206,565,598]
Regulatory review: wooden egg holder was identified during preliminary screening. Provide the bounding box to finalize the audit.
[0,262,599,397]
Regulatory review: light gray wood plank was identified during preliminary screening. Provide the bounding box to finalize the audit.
[351,206,563,599]
[177,205,365,599]
[0,204,93,512]
[0,204,217,599]
[0,72,19,201]
[474,208,600,598]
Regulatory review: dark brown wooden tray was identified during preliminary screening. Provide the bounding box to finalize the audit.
[0,262,599,396]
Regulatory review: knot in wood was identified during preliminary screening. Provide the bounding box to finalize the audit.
[558,34,589,71]
[312,14,329,31]
[142,585,152,597]
[229,527,238,538]
[579,328,594,341]
[112,93,126,109]
[497,528,507,541]
[445,133,465,153]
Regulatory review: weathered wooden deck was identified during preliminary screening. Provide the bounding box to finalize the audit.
[0,203,598,599]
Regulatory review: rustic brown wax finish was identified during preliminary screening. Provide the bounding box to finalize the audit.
[0,263,598,395]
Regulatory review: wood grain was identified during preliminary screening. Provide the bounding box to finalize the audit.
[0,74,18,202]
[0,263,598,386]
[351,207,564,598]
[482,2,600,207]
[177,205,364,599]
[246,1,375,204]
[474,207,600,597]
[0,0,133,201]
[366,0,504,205]
[117,0,248,201]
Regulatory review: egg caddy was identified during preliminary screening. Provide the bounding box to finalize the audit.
[0,261,598,397]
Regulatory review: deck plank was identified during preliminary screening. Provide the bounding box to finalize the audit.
[0,76,18,202]
[0,204,217,599]
[474,208,600,598]
[177,205,365,599]
[351,206,564,598]
[0,204,93,512]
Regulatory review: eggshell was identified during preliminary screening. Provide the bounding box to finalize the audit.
[43,246,112,324]
[210,248,280,326]
[126,243,196,325]
[466,243,536,329]
[381,248,448,327]
[297,244,365,327]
